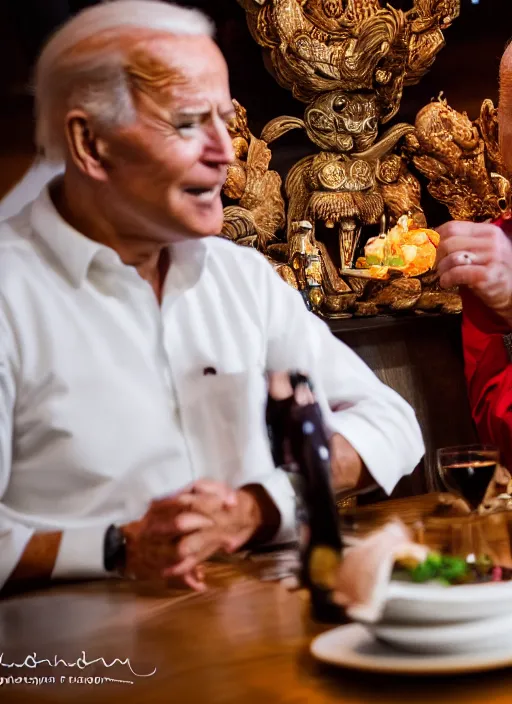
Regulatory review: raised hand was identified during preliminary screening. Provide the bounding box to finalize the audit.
[436,220,512,324]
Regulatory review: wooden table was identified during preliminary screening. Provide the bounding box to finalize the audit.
[2,562,512,704]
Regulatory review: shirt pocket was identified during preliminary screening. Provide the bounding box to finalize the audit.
[177,368,276,487]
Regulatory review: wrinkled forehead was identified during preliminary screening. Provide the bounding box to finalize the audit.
[125,35,228,93]
[66,30,229,107]
[126,34,229,108]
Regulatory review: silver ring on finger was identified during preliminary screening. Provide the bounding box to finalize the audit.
[457,251,476,266]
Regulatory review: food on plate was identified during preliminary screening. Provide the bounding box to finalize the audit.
[355,215,440,278]
[333,520,429,622]
[333,519,512,624]
[393,552,512,585]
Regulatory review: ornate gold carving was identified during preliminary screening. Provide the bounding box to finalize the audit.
[221,100,286,249]
[224,1,511,318]
[238,0,458,124]
[406,97,512,221]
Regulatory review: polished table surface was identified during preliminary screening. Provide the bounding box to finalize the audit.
[2,560,512,704]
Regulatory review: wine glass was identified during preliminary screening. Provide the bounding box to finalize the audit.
[437,444,500,511]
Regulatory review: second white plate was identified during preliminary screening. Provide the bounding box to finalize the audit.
[373,610,512,654]
[310,624,512,675]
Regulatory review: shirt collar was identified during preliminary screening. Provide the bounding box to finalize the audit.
[30,182,209,289]
[30,181,110,287]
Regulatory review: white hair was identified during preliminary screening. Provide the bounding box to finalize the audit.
[35,1,215,162]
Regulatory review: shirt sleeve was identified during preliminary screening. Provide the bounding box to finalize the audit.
[263,264,425,496]
[51,525,110,580]
[461,289,512,471]
[0,310,35,589]
[0,309,110,589]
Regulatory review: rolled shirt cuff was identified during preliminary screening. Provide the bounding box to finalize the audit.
[325,413,422,496]
[51,524,111,580]
[256,469,297,544]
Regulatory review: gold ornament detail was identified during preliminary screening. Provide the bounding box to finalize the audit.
[222,1,511,318]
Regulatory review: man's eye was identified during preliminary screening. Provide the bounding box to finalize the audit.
[176,122,200,134]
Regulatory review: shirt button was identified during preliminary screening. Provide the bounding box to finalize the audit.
[203,367,217,376]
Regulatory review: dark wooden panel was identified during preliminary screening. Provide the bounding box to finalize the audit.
[331,315,477,499]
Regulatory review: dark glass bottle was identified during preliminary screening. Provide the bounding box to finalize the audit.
[266,373,344,623]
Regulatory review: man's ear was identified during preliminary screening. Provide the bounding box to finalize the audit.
[65,109,110,180]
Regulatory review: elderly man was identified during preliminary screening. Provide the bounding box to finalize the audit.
[437,43,512,470]
[0,0,424,593]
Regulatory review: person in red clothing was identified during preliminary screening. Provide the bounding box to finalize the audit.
[436,42,512,471]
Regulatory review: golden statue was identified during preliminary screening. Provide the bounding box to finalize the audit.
[222,0,511,318]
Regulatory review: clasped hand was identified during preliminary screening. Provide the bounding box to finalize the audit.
[120,479,264,590]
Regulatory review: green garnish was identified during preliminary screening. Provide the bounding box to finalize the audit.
[394,553,511,586]
[408,553,469,585]
[386,256,405,267]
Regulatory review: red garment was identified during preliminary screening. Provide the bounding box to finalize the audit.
[462,288,512,470]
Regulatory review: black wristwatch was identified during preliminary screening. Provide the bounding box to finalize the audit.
[103,524,127,573]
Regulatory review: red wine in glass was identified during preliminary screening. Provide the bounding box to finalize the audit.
[437,445,499,510]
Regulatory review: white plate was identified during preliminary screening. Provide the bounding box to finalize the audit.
[310,624,512,675]
[381,579,512,624]
[373,611,512,654]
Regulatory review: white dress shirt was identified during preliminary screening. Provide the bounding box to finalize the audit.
[0,185,424,588]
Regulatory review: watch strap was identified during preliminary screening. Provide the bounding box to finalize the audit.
[103,524,127,573]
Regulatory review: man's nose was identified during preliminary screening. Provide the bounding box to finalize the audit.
[209,119,235,165]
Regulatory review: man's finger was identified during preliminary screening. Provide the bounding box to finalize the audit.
[190,479,237,507]
[148,492,194,516]
[182,570,207,592]
[163,566,207,592]
[163,556,200,579]
[294,383,315,407]
[149,489,228,514]
[176,528,222,560]
[145,511,215,536]
[182,565,207,592]
[436,251,482,277]
[221,533,246,554]
[438,264,487,290]
[267,371,294,400]
[436,236,492,265]
[169,531,224,576]
[184,492,236,520]
[437,221,501,243]
[174,512,216,533]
